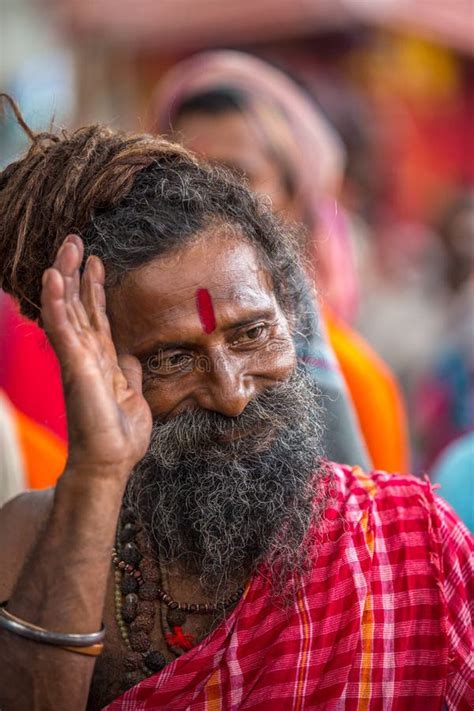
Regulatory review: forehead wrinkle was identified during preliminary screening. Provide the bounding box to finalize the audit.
[139,261,264,296]
[137,289,277,337]
[133,262,273,318]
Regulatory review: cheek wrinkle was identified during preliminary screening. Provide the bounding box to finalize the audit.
[195,288,217,334]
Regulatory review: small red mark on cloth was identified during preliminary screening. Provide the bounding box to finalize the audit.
[196,288,216,334]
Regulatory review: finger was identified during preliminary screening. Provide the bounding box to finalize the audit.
[81,255,111,335]
[41,267,81,361]
[118,354,144,395]
[65,234,84,297]
[53,235,82,292]
[53,236,88,330]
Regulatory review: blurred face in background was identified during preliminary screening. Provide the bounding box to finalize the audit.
[174,108,301,223]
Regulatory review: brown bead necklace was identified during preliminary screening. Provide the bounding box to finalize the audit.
[112,508,244,684]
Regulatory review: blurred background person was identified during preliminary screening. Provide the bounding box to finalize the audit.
[149,50,409,472]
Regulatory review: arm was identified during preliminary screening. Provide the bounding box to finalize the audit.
[0,235,152,711]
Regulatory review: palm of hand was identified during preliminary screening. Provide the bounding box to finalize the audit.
[41,234,152,479]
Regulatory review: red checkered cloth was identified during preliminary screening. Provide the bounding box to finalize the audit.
[103,464,473,710]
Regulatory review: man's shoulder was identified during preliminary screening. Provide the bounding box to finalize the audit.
[328,461,436,512]
[0,486,54,531]
[326,461,473,559]
[0,487,54,601]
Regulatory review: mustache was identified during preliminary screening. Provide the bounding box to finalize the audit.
[148,368,322,465]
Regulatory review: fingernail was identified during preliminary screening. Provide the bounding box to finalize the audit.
[67,235,81,251]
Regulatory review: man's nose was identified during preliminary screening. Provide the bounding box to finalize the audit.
[196,353,256,418]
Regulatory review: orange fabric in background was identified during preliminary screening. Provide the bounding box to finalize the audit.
[325,307,410,473]
[14,407,67,490]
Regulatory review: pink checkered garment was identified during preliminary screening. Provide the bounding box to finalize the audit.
[104,464,473,710]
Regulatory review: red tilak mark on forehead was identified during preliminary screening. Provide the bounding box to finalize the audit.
[195,288,217,334]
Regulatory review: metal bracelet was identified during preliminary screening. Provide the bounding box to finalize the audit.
[0,603,105,647]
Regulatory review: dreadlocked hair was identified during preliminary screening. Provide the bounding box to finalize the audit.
[0,94,311,335]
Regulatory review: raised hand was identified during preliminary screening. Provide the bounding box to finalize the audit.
[41,234,152,482]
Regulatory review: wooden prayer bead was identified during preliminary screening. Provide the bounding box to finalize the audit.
[139,559,160,583]
[122,599,138,624]
[122,543,141,567]
[120,523,139,544]
[144,650,167,672]
[138,582,159,601]
[130,613,155,634]
[124,651,144,671]
[129,630,151,653]
[138,601,155,617]
[121,575,139,595]
[167,607,187,628]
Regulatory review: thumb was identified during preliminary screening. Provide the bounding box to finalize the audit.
[118,354,144,394]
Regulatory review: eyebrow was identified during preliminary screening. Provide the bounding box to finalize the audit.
[134,308,277,359]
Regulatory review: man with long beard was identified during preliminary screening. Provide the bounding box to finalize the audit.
[0,109,472,711]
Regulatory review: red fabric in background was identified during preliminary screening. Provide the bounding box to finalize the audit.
[0,295,67,442]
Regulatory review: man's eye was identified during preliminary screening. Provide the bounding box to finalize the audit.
[146,353,193,374]
[168,353,191,367]
[245,326,264,340]
[233,325,267,345]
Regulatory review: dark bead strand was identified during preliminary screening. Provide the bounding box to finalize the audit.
[113,508,244,680]
[113,519,165,679]
[121,575,139,596]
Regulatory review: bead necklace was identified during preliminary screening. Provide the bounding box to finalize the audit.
[112,509,244,682]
